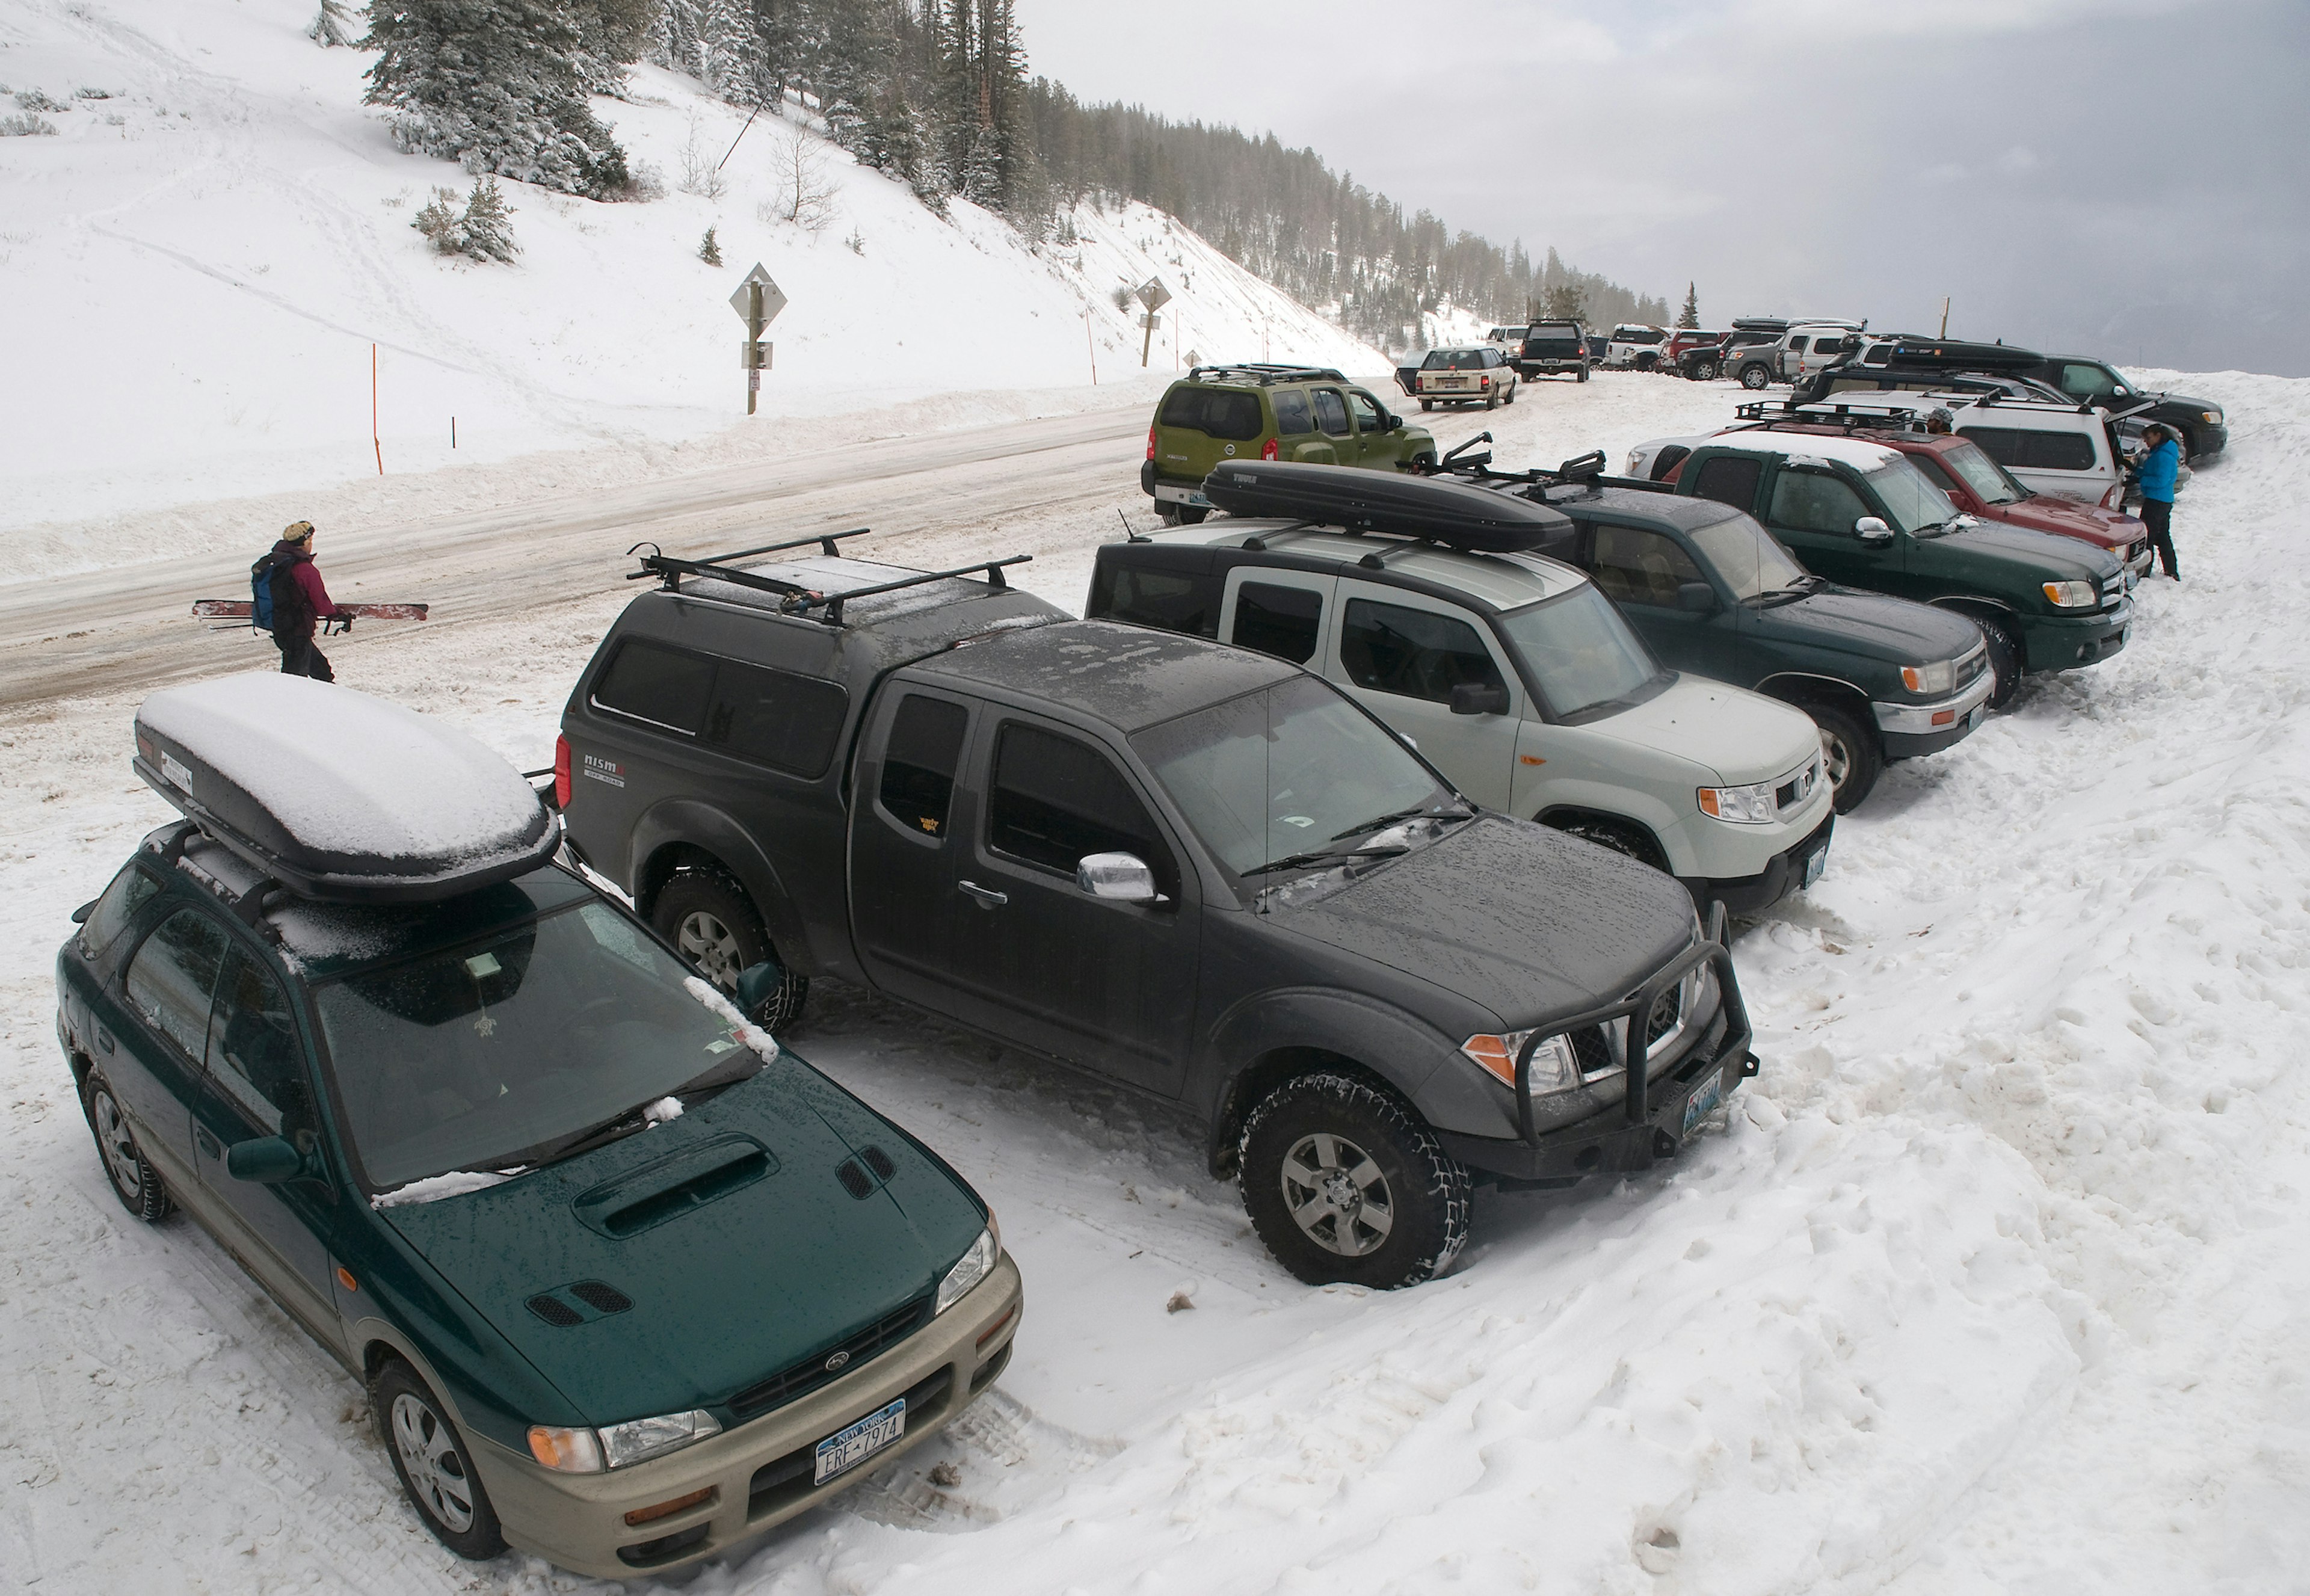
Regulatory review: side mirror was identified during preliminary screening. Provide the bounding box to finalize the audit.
[733,960,785,1020]
[1853,516,1895,544]
[1386,414,1405,432]
[226,1136,306,1186]
[1677,581,1718,614]
[70,899,97,925]
[1449,682,1511,716]
[1076,852,1168,905]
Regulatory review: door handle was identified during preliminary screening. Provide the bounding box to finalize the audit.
[96,1027,114,1054]
[196,1126,221,1159]
[957,880,1008,908]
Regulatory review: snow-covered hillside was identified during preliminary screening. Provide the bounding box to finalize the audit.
[0,0,1385,536]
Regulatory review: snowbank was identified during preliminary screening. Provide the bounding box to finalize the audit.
[0,0,1385,549]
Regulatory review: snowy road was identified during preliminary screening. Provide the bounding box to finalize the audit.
[3,371,2305,1595]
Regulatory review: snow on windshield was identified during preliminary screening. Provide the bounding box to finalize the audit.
[137,674,544,864]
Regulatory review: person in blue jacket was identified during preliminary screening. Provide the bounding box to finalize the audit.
[2136,424,2182,581]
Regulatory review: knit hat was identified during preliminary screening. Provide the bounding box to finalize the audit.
[283,520,315,543]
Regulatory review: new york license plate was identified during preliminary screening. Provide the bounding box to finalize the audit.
[813,1397,905,1484]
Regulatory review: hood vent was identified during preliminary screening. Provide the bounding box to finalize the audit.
[836,1159,875,1200]
[526,1279,635,1328]
[861,1144,897,1180]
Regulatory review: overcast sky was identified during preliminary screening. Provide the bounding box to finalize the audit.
[1014,0,2307,376]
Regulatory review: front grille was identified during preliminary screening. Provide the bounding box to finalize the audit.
[1954,645,1988,688]
[1570,1026,1613,1077]
[727,1296,932,1420]
[1645,984,1683,1046]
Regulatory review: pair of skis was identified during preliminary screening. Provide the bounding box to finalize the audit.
[191,601,430,621]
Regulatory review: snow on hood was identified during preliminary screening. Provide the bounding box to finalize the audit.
[136,674,544,865]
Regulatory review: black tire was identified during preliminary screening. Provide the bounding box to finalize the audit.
[1420,397,1434,411]
[1550,815,1669,873]
[1974,615,2022,710]
[1503,382,1517,405]
[652,870,810,1031]
[1484,387,1498,410]
[1175,505,1208,525]
[83,1073,171,1222]
[372,1360,506,1561]
[1154,502,1182,526]
[1739,363,1771,390]
[1805,701,1882,813]
[1239,1074,1469,1288]
[1576,365,1589,383]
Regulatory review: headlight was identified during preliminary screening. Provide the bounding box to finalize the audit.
[528,1408,725,1474]
[2202,410,2221,424]
[1698,781,1775,824]
[936,1222,1000,1314]
[1901,658,1954,694]
[1461,1030,1583,1095]
[2042,581,2097,608]
[1626,449,1644,473]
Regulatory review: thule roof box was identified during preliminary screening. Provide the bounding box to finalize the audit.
[1855,336,2042,372]
[628,530,1031,628]
[134,675,559,907]
[1181,363,1349,386]
[1200,459,1571,552]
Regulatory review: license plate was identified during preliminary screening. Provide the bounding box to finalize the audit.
[813,1398,905,1484]
[1966,704,1987,732]
[1803,846,1827,887]
[1681,1069,1727,1136]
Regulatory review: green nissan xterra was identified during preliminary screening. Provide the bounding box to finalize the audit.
[1144,363,1436,523]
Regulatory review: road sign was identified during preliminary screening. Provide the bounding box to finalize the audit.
[729,265,788,328]
[1139,313,1162,330]
[1135,277,1172,312]
[741,340,773,369]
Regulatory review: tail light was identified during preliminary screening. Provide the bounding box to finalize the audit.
[1479,375,1492,388]
[1146,424,1157,461]
[1260,437,1279,461]
[553,733,571,809]
[2101,484,2121,508]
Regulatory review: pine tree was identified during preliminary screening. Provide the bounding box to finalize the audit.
[698,223,723,265]
[1677,282,1699,329]
[568,0,656,94]
[459,174,522,260]
[309,0,357,47]
[362,1,630,199]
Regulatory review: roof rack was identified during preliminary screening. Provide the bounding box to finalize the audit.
[1201,458,1569,552]
[1736,397,1933,431]
[626,535,1030,628]
[1182,363,1349,386]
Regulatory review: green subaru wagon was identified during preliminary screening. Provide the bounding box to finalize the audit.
[57,679,1021,1578]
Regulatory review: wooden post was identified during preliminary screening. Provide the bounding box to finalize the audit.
[372,344,383,475]
[1086,310,1097,385]
[1140,311,1156,369]
[1939,297,1951,338]
[747,282,763,416]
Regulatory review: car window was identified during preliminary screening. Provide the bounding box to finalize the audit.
[1340,599,1506,704]
[2057,363,2117,399]
[125,907,230,1059]
[1935,442,2026,505]
[1861,463,1957,533]
[1157,386,1264,442]
[1494,585,1663,719]
[1312,389,1351,437]
[1862,345,1890,365]
[1589,525,1705,608]
[1271,390,1314,436]
[208,949,312,1144]
[1767,469,1870,535]
[1423,350,1479,369]
[1684,508,1810,600]
[592,639,713,736]
[1346,390,1385,431]
[1958,425,2025,469]
[313,899,771,1192]
[1103,564,1221,636]
[705,661,848,778]
[1787,336,1808,355]
[1132,676,1453,881]
[1691,455,1763,511]
[987,724,1172,888]
[2022,430,2098,471]
[79,863,160,961]
[1231,582,1322,664]
[879,695,969,839]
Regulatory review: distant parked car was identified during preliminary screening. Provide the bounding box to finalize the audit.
[1483,324,1530,353]
[1143,364,1435,523]
[1414,346,1518,410]
[1663,330,1727,380]
[1514,319,1591,381]
[1603,324,1669,370]
[2015,354,2228,460]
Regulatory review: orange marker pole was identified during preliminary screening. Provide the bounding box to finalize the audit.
[371,344,383,475]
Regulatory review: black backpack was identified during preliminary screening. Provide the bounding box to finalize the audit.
[254,549,312,636]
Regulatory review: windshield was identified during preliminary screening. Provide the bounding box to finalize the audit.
[1684,507,1810,600]
[1938,440,2026,505]
[313,901,761,1191]
[1131,676,1456,882]
[1495,582,1665,718]
[1862,460,1959,534]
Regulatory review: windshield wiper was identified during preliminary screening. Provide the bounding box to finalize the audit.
[1245,843,1409,878]
[1328,803,1471,842]
[519,1103,660,1170]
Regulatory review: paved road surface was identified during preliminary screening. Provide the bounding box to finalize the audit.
[0,407,1146,707]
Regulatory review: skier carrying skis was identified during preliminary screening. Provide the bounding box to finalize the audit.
[263,520,350,680]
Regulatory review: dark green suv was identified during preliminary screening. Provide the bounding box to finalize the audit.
[1144,363,1435,523]
[1667,434,2130,706]
[1459,464,1994,811]
[58,675,1020,1579]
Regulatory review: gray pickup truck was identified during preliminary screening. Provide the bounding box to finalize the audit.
[556,537,1757,1288]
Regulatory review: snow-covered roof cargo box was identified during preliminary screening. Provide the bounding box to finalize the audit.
[133,674,558,905]
[1201,460,1571,553]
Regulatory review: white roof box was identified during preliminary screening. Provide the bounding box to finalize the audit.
[133,675,557,904]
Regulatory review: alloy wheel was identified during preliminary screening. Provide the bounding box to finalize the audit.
[91,1089,143,1200]
[1819,727,1852,794]
[391,1393,476,1533]
[676,910,744,988]
[1280,1132,1396,1257]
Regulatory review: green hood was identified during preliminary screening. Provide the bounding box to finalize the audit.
[1912,516,2119,591]
[382,1055,986,1427]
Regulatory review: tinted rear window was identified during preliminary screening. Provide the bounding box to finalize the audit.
[1103,564,1221,637]
[1159,386,1264,442]
[1272,390,1313,436]
[593,640,715,734]
[1691,455,1763,511]
[706,660,848,777]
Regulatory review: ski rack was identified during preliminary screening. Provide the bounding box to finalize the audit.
[624,533,1029,629]
[1734,397,1936,432]
[1428,434,1613,491]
